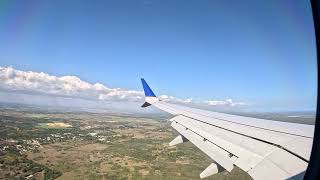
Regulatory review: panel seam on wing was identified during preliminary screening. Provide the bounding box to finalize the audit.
[178,113,309,163]
[162,103,312,138]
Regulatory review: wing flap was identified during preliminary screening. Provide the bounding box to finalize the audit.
[171,116,235,172]
[170,115,308,179]
[248,148,307,180]
[248,158,291,180]
[171,115,268,171]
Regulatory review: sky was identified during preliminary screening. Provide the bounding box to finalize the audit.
[0,0,317,112]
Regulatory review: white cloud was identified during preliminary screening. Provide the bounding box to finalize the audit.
[205,98,246,107]
[0,66,143,102]
[159,95,193,104]
[0,66,246,108]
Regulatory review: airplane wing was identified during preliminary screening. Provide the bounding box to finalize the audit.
[140,79,314,180]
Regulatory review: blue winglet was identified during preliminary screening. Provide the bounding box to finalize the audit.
[141,78,156,97]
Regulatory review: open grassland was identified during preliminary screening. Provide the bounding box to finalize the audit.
[38,122,73,129]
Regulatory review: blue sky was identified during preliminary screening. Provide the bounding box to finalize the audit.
[0,0,317,111]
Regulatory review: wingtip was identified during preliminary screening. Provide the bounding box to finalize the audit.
[141,78,156,97]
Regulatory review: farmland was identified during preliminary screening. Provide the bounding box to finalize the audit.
[0,107,252,179]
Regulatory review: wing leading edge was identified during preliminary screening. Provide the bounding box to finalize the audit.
[140,79,314,180]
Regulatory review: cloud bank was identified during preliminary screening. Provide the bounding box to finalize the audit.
[0,66,246,108]
[0,66,143,102]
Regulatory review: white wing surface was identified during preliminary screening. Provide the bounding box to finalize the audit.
[140,79,314,180]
